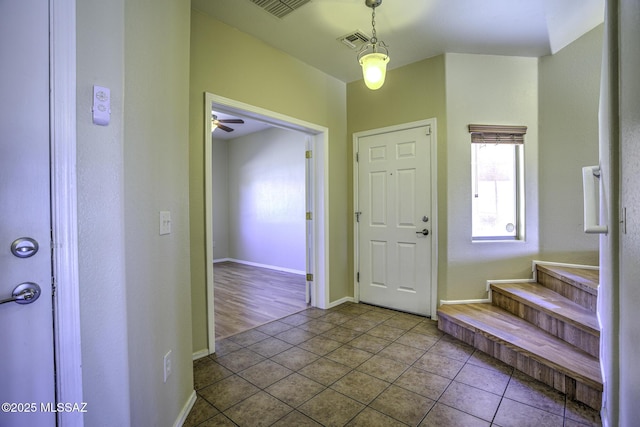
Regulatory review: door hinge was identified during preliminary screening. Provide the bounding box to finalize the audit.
[355,211,362,222]
[306,212,313,220]
[306,273,314,281]
[426,125,431,136]
[305,150,312,159]
[356,152,359,162]
[357,272,360,282]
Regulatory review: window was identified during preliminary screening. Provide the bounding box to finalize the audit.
[469,124,526,241]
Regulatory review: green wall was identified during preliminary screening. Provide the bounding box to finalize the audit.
[189,10,348,352]
[444,53,539,300]
[191,10,603,351]
[347,29,602,304]
[538,25,603,262]
[77,0,194,424]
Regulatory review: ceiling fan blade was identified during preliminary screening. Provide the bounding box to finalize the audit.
[218,119,244,124]
[216,124,234,132]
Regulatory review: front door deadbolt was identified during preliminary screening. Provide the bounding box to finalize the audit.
[11,237,39,258]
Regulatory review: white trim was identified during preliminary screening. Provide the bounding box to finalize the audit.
[172,391,197,427]
[192,349,210,361]
[204,93,330,355]
[439,298,492,305]
[352,136,360,305]
[328,296,356,308]
[204,94,216,354]
[50,1,84,426]
[217,258,305,276]
[353,119,439,318]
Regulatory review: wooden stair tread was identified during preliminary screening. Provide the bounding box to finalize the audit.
[437,303,602,390]
[491,282,600,334]
[537,265,599,295]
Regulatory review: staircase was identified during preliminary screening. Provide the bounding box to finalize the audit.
[437,262,602,410]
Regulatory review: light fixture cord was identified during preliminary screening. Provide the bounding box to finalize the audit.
[370,6,378,44]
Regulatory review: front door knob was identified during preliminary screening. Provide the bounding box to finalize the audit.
[416,229,429,236]
[0,283,41,305]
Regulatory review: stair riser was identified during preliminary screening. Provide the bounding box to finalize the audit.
[492,292,600,358]
[438,315,602,411]
[537,271,597,312]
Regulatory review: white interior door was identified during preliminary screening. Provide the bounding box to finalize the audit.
[0,1,56,426]
[357,126,433,315]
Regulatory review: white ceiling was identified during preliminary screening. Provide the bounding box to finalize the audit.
[192,0,604,83]
[202,0,604,139]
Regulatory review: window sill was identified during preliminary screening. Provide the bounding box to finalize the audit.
[471,239,525,243]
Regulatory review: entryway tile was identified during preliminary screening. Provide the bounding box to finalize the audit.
[369,384,435,426]
[198,375,259,411]
[237,359,292,389]
[419,402,489,427]
[224,391,293,426]
[298,389,365,426]
[298,357,351,386]
[438,381,501,422]
[266,373,325,408]
[493,397,564,427]
[346,407,406,427]
[330,370,389,404]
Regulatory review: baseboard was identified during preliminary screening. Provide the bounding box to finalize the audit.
[173,390,196,427]
[328,296,355,309]
[439,298,491,306]
[600,409,610,427]
[192,348,210,361]
[214,258,305,275]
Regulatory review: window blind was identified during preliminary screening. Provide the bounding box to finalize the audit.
[468,124,527,144]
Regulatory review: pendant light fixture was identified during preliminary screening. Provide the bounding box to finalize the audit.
[357,0,390,90]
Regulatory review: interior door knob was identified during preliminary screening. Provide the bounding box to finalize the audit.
[416,229,429,236]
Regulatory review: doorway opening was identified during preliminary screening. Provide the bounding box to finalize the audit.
[204,93,329,353]
[210,119,308,339]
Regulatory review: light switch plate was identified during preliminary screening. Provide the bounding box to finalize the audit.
[159,211,171,235]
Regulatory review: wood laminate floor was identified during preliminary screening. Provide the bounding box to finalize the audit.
[214,261,309,340]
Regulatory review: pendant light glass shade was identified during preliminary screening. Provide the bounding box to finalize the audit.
[359,52,389,90]
[357,0,389,90]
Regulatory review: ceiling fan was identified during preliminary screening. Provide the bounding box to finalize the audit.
[212,114,245,132]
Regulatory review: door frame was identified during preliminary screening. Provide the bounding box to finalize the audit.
[51,0,84,425]
[203,93,330,353]
[352,119,439,318]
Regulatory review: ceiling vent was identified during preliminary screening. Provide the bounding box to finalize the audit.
[249,0,311,18]
[338,30,371,50]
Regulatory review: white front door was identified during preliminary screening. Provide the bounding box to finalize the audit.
[357,125,433,315]
[0,1,56,426]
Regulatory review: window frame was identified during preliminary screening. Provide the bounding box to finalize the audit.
[469,124,526,242]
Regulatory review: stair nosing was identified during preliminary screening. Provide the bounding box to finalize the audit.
[437,303,602,390]
[490,282,600,335]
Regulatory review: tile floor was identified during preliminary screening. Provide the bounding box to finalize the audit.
[186,303,602,427]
